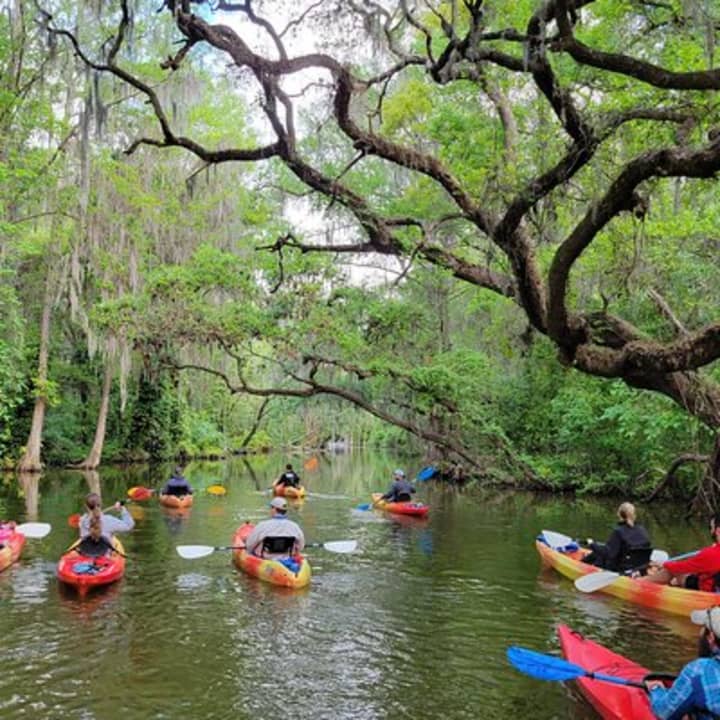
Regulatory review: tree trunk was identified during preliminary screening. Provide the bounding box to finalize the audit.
[18,472,39,520]
[17,279,52,473]
[78,362,113,469]
[692,433,720,515]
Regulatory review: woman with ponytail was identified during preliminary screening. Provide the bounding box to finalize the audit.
[582,501,652,573]
[78,493,134,556]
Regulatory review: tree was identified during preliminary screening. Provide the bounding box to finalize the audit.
[41,0,720,509]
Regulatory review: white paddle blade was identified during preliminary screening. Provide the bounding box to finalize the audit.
[176,545,216,559]
[541,530,575,550]
[574,570,620,593]
[650,549,669,563]
[323,540,357,554]
[15,522,51,539]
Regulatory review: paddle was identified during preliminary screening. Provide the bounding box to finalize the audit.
[575,549,699,593]
[507,646,647,689]
[176,539,358,559]
[68,504,122,529]
[13,522,52,539]
[541,530,578,551]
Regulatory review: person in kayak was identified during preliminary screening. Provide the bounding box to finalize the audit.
[581,502,652,572]
[274,464,301,490]
[643,513,720,591]
[161,467,193,497]
[244,497,305,558]
[78,493,134,556]
[380,469,416,503]
[646,605,720,719]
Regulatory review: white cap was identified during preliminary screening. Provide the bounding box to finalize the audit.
[690,606,720,636]
[270,497,288,511]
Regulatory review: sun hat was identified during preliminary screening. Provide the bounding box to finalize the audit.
[270,497,288,511]
[690,606,720,636]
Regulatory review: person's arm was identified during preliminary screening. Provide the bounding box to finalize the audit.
[663,545,720,575]
[381,481,397,500]
[602,528,623,569]
[648,663,701,720]
[102,507,135,534]
[244,526,265,555]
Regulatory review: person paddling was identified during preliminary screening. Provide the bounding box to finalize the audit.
[646,605,720,719]
[274,464,301,490]
[244,497,305,558]
[161,467,193,497]
[581,502,652,573]
[642,513,720,591]
[380,469,416,503]
[78,493,134,556]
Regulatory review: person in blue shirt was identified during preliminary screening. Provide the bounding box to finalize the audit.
[647,605,720,719]
[381,469,416,502]
[161,467,193,497]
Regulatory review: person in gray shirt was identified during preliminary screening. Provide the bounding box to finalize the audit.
[245,497,305,558]
[381,469,416,502]
[78,493,134,556]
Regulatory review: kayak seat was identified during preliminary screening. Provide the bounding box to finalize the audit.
[618,546,653,574]
[262,536,296,556]
[77,536,113,557]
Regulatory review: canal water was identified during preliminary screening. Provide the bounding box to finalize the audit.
[0,452,710,719]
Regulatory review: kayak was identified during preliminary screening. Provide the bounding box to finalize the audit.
[159,493,194,509]
[558,624,660,719]
[371,493,429,517]
[128,486,154,501]
[537,532,718,617]
[273,484,306,499]
[57,537,126,595]
[0,522,27,572]
[231,523,311,589]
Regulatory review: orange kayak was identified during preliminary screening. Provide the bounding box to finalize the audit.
[231,523,310,589]
[57,537,126,595]
[371,493,429,517]
[537,534,718,617]
[0,522,27,572]
[273,484,306,499]
[159,494,194,509]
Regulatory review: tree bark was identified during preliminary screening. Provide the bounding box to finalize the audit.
[78,361,113,470]
[17,278,52,473]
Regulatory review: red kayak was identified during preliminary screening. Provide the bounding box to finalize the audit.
[371,493,429,517]
[558,625,660,719]
[0,522,27,572]
[57,538,126,596]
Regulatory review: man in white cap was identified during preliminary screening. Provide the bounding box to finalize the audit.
[380,469,416,503]
[646,605,720,719]
[244,496,305,558]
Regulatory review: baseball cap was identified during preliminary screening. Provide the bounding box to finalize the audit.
[690,606,720,635]
[270,497,288,510]
[393,469,406,478]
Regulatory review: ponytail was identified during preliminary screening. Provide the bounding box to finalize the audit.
[85,493,103,541]
[617,502,636,527]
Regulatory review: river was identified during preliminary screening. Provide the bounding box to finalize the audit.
[0,452,709,719]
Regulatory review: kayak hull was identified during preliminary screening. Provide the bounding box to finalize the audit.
[371,493,429,517]
[57,537,126,595]
[537,535,719,617]
[128,486,154,501]
[558,624,656,720]
[232,523,311,589]
[0,523,26,572]
[273,485,306,499]
[159,493,194,509]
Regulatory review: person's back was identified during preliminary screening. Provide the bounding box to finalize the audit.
[162,468,193,497]
[584,502,651,572]
[245,497,305,558]
[382,470,415,502]
[276,465,300,488]
[79,494,134,553]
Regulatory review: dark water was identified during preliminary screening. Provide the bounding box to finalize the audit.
[0,453,710,719]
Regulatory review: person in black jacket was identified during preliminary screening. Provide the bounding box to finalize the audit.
[381,469,416,502]
[582,502,652,573]
[275,464,301,489]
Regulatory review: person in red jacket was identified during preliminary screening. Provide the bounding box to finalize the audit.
[643,514,720,592]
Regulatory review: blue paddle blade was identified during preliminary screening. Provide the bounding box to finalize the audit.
[355,503,372,511]
[507,647,584,681]
[416,465,438,481]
